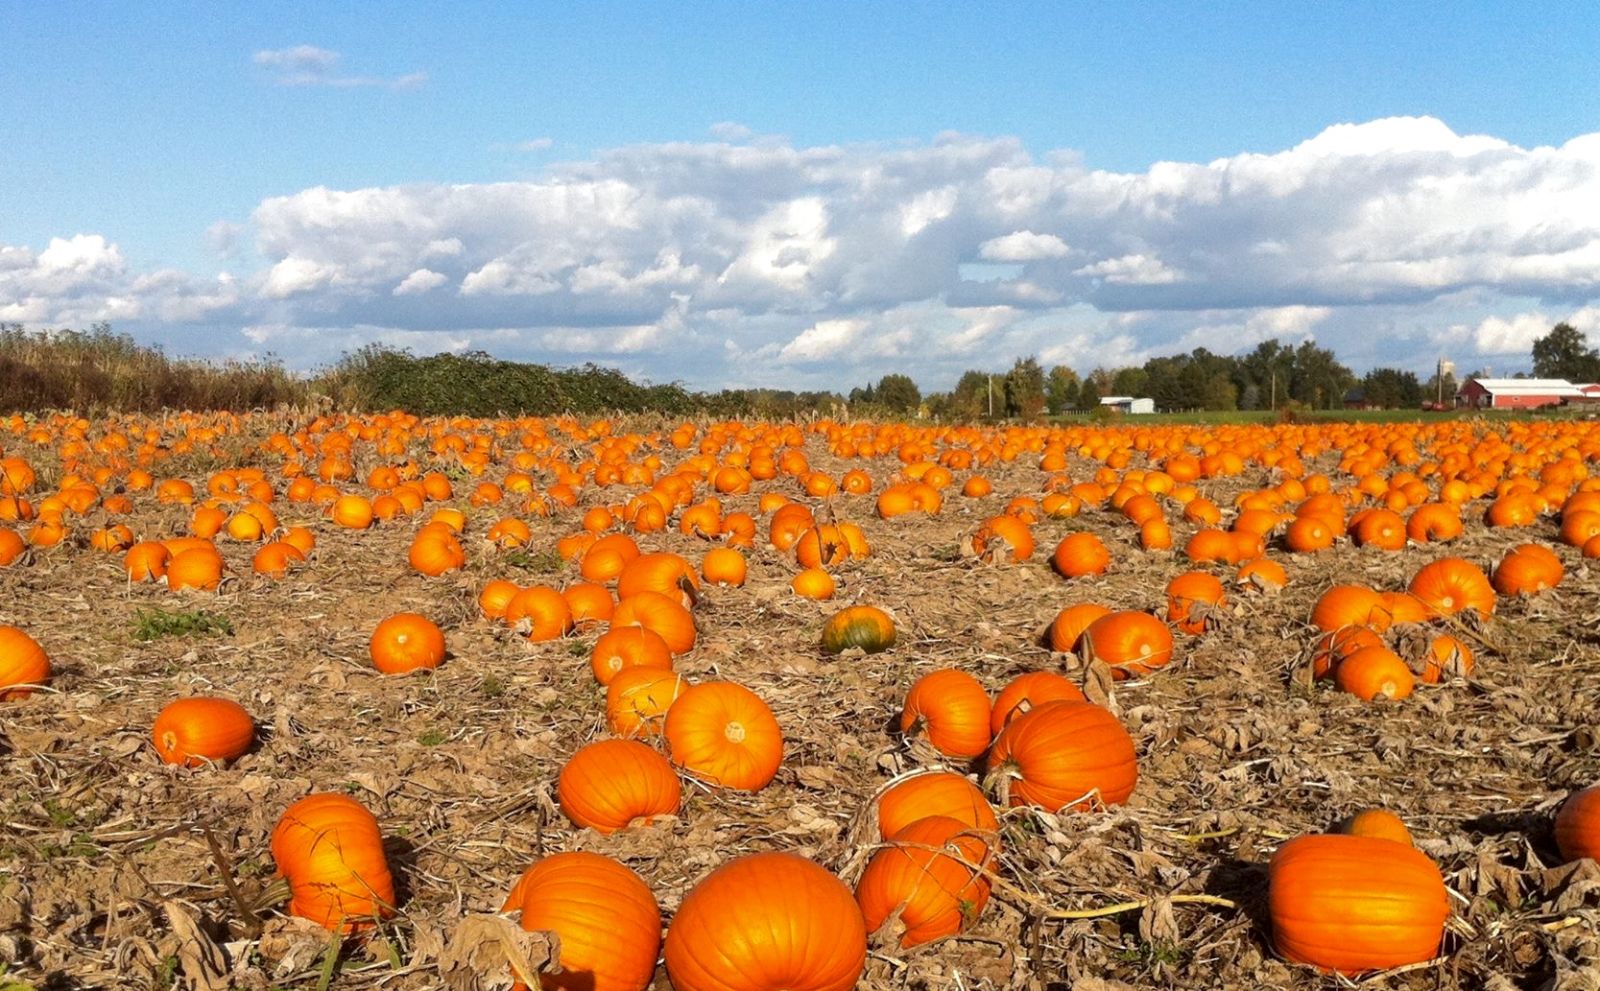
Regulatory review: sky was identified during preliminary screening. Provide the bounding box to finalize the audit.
[3,1,1599,391]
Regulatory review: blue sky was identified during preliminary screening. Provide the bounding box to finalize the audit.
[3,2,1599,387]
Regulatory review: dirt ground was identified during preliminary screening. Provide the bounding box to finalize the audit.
[2,416,1598,991]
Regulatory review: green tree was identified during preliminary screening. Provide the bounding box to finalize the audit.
[1077,378,1101,411]
[1531,322,1600,381]
[1361,368,1423,409]
[1110,366,1149,397]
[950,370,994,418]
[1003,356,1047,418]
[874,373,921,412]
[1422,368,1458,406]
[1046,365,1079,415]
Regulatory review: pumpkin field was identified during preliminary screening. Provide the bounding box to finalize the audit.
[2,409,1600,991]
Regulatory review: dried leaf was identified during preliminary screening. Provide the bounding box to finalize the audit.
[439,914,557,991]
[161,901,230,991]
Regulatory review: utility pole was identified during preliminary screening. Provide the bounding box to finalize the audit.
[987,375,993,418]
[1270,372,1276,412]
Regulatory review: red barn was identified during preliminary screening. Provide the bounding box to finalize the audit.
[1455,378,1585,409]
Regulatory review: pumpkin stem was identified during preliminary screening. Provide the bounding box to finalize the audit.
[723,720,746,744]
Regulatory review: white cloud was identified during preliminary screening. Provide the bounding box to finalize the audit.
[253,45,426,90]
[393,268,449,296]
[515,138,554,152]
[979,230,1071,261]
[7,116,1600,387]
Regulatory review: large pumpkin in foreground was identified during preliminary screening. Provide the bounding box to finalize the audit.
[819,605,896,655]
[665,852,866,991]
[502,851,660,991]
[1268,834,1449,974]
[270,793,396,932]
[985,700,1137,811]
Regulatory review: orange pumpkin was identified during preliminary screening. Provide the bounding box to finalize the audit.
[665,852,866,991]
[1554,785,1600,862]
[612,591,696,655]
[701,547,748,587]
[0,626,51,700]
[502,852,661,991]
[1339,809,1413,846]
[876,771,1000,840]
[557,739,682,833]
[1334,646,1415,701]
[590,626,674,685]
[124,541,171,581]
[856,815,994,947]
[1052,532,1110,579]
[369,613,446,674]
[504,585,574,642]
[165,546,224,591]
[1165,571,1225,636]
[990,671,1087,734]
[271,793,396,932]
[986,700,1138,811]
[1310,584,1385,631]
[900,669,992,758]
[664,681,783,791]
[1491,543,1564,595]
[1047,603,1111,653]
[1268,834,1448,974]
[151,697,255,766]
[1080,611,1175,679]
[791,567,837,600]
[606,668,686,738]
[1408,557,1495,617]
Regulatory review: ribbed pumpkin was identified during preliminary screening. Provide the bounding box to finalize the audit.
[369,613,446,674]
[1408,558,1495,617]
[1491,543,1564,596]
[0,625,51,700]
[270,793,396,932]
[1334,646,1415,701]
[1052,532,1110,578]
[986,700,1138,811]
[606,668,686,738]
[900,669,992,758]
[612,591,697,655]
[151,697,255,766]
[791,566,837,600]
[1268,834,1449,974]
[617,551,700,607]
[1080,611,1174,680]
[557,739,682,833]
[665,852,866,991]
[1339,809,1413,846]
[590,625,673,685]
[664,681,783,791]
[971,514,1035,563]
[1165,571,1226,636]
[1310,626,1384,680]
[1309,584,1385,631]
[166,546,224,591]
[1047,603,1111,653]
[876,771,1000,840]
[856,815,994,947]
[502,852,661,991]
[1555,785,1600,862]
[819,605,897,655]
[990,671,1086,734]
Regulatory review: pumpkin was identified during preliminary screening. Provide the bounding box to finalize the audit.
[1309,584,1384,631]
[1080,611,1174,679]
[251,540,305,578]
[152,697,255,766]
[409,530,466,576]
[1491,543,1564,595]
[1310,627,1384,680]
[0,626,51,700]
[1376,591,1430,627]
[617,551,700,607]
[270,793,396,932]
[1047,603,1111,653]
[1554,785,1600,862]
[1406,502,1463,543]
[986,700,1138,811]
[990,671,1086,734]
[330,495,375,529]
[606,668,686,738]
[1268,834,1449,974]
[1350,509,1407,550]
[1236,557,1287,593]
[562,581,615,629]
[877,771,1001,840]
[124,541,171,581]
[580,533,641,582]
[791,566,837,600]
[590,626,673,685]
[502,852,661,991]
[557,739,682,833]
[1334,646,1415,701]
[1165,571,1226,636]
[1339,809,1413,846]
[166,546,225,591]
[369,613,446,674]
[1408,557,1496,617]
[1052,533,1110,579]
[1415,634,1473,684]
[856,815,994,947]
[0,527,24,567]
[478,579,522,620]
[664,681,783,791]
[1284,515,1336,553]
[665,852,866,991]
[504,585,574,642]
[900,669,992,758]
[971,514,1035,563]
[612,591,696,655]
[819,605,896,655]
[701,547,747,587]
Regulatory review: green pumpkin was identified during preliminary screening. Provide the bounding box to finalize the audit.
[820,605,897,655]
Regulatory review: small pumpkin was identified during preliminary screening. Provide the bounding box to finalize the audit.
[856,815,994,948]
[1554,785,1600,862]
[166,545,224,591]
[665,852,866,991]
[1309,584,1385,631]
[986,700,1138,812]
[1052,532,1110,579]
[971,514,1035,563]
[876,771,1000,840]
[791,566,837,600]
[900,669,992,758]
[0,625,51,700]
[1339,809,1413,846]
[1165,571,1226,636]
[1334,646,1415,701]
[502,852,661,991]
[557,739,682,833]
[369,613,446,674]
[1268,834,1449,974]
[606,668,686,738]
[1491,543,1564,596]
[505,585,574,642]
[820,605,896,655]
[1047,603,1111,653]
[701,547,747,587]
[612,591,696,655]
[1408,557,1495,617]
[271,793,396,932]
[152,697,255,766]
[664,681,783,791]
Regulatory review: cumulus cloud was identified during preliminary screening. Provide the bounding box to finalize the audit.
[253,45,426,90]
[6,116,1600,387]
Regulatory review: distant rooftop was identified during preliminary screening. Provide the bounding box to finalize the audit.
[1462,378,1586,396]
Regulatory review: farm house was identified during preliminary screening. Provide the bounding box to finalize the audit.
[1100,395,1156,414]
[1455,377,1588,409]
